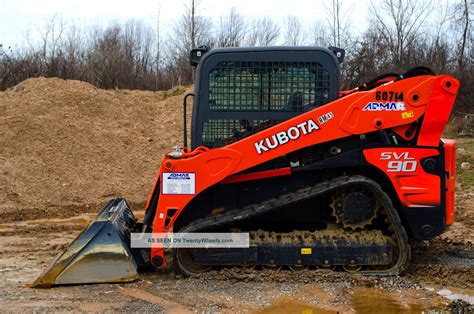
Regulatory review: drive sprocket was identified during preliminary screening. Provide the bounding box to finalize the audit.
[330,190,378,230]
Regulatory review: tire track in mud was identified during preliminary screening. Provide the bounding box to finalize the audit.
[412,241,474,267]
[407,239,474,288]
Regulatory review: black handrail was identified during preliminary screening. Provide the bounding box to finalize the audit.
[183,93,195,148]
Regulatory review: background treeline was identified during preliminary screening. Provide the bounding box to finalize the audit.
[0,0,472,112]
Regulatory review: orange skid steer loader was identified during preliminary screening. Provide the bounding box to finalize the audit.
[32,46,459,287]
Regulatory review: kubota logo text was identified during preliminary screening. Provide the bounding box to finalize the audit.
[363,102,406,111]
[254,119,320,154]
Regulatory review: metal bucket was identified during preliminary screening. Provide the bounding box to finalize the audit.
[30,198,146,287]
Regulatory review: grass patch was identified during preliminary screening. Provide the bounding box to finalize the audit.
[456,138,474,190]
[161,87,187,100]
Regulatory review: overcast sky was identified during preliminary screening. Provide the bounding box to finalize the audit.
[0,0,370,48]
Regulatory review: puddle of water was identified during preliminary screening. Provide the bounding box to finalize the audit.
[257,298,335,314]
[351,287,444,313]
[436,288,474,304]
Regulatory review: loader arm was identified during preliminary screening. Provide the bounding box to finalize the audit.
[149,75,459,268]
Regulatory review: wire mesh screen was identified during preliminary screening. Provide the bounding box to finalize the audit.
[209,61,330,112]
[202,119,281,147]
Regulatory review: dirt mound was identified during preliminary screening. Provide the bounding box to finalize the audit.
[0,77,191,222]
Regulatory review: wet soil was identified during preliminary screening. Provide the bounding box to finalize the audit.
[0,197,472,313]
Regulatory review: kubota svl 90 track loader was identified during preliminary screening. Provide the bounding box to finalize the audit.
[32,46,459,287]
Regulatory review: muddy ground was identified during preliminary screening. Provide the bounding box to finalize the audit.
[0,78,473,312]
[0,198,472,313]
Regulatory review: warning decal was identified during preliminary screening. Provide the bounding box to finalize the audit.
[162,172,196,195]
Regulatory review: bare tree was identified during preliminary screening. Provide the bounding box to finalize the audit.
[169,0,212,86]
[284,16,305,45]
[61,21,87,79]
[0,45,14,87]
[216,7,246,47]
[245,17,280,46]
[154,0,162,90]
[369,0,433,67]
[38,14,67,74]
[311,20,330,46]
[448,0,473,113]
[324,0,353,48]
[454,0,471,71]
[173,0,212,53]
[416,0,451,73]
[1,0,472,116]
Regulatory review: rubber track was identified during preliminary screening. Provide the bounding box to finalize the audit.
[176,175,410,276]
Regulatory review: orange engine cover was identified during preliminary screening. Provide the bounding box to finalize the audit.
[363,148,441,207]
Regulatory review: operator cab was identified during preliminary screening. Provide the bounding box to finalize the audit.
[188,46,343,149]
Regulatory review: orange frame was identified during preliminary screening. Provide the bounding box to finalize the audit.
[147,75,459,267]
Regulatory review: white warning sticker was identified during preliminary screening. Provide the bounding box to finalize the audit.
[162,172,196,195]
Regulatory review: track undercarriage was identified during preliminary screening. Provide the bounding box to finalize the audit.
[175,176,410,276]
